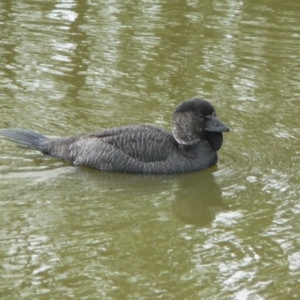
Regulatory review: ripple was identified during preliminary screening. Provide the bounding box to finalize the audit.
[0,167,73,182]
[223,150,264,170]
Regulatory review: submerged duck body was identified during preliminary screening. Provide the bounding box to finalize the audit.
[0,98,229,174]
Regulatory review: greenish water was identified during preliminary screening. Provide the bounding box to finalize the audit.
[1,0,300,299]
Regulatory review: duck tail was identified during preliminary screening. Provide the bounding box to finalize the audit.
[0,128,49,152]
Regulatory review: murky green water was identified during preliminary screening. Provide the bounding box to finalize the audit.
[1,0,300,299]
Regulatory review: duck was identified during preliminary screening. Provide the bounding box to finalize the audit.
[0,98,229,174]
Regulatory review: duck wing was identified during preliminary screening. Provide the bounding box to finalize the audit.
[68,125,172,170]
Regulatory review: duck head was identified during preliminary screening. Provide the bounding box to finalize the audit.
[172,98,229,151]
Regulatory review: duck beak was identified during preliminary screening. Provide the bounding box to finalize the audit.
[204,117,230,132]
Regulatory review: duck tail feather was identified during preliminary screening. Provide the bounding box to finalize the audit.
[0,128,49,152]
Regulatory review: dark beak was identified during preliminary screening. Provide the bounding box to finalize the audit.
[204,117,230,132]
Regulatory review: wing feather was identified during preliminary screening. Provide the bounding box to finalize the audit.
[69,125,173,168]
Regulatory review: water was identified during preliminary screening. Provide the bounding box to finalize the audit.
[1,0,300,299]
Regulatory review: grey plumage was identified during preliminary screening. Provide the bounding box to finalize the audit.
[0,98,229,174]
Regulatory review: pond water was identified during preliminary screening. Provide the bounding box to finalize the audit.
[0,0,300,299]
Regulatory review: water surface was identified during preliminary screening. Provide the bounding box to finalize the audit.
[1,0,300,299]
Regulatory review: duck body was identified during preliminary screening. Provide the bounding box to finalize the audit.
[47,124,218,173]
[0,98,229,174]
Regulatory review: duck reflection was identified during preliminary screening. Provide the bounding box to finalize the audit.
[171,169,225,226]
[72,166,225,227]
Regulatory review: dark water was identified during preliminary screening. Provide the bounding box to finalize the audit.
[1,1,300,299]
